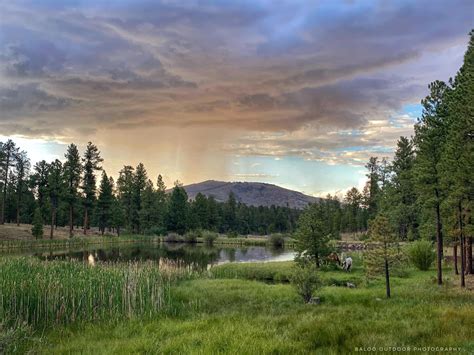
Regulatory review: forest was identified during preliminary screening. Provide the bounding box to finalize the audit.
[0,140,373,237]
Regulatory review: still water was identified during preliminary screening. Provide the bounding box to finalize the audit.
[28,243,296,270]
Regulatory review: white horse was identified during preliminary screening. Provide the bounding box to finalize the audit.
[342,257,353,272]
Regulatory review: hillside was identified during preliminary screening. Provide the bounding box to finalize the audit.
[180,180,320,209]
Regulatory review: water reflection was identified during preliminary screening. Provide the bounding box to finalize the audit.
[30,243,295,271]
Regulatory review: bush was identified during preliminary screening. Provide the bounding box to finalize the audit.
[269,234,285,248]
[165,233,183,243]
[407,240,435,271]
[184,230,199,243]
[203,231,218,246]
[290,264,321,303]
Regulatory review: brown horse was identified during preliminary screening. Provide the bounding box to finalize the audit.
[325,252,341,266]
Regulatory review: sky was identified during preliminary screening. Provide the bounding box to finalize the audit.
[0,0,472,197]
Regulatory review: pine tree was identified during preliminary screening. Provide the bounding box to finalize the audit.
[47,160,63,239]
[154,174,168,233]
[111,196,125,237]
[440,31,474,277]
[295,202,333,267]
[63,143,82,238]
[97,171,113,236]
[131,163,148,233]
[31,207,44,239]
[223,192,237,232]
[0,140,19,224]
[139,179,155,233]
[14,150,30,226]
[365,215,402,298]
[414,80,450,285]
[365,157,381,219]
[31,160,50,221]
[117,165,134,231]
[207,195,220,231]
[343,187,364,232]
[193,192,209,230]
[81,142,103,235]
[388,137,418,240]
[167,181,188,235]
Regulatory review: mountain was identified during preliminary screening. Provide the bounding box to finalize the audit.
[179,180,320,209]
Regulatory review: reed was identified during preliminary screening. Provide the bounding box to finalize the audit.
[0,258,172,328]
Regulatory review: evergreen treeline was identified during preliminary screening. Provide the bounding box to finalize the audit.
[381,30,474,283]
[0,143,301,237]
[295,31,473,286]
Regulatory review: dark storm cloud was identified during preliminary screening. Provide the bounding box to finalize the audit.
[0,83,76,116]
[0,0,471,163]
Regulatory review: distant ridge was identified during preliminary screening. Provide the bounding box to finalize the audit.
[180,180,320,209]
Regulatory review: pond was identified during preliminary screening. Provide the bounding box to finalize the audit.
[11,243,296,270]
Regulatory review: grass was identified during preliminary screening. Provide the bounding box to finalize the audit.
[37,273,474,354]
[0,223,296,251]
[210,255,365,287]
[1,246,472,353]
[25,260,473,354]
[0,258,176,329]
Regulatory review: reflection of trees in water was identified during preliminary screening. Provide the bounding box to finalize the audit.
[32,243,288,268]
[225,248,236,262]
[269,245,284,256]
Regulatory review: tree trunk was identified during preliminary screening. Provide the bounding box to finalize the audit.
[83,208,88,235]
[468,237,473,274]
[1,154,10,225]
[50,207,56,240]
[435,195,443,285]
[69,205,74,238]
[453,242,459,275]
[385,258,391,298]
[117,226,120,237]
[464,236,469,275]
[16,193,20,226]
[460,235,465,288]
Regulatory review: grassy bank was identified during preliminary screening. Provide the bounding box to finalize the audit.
[0,234,296,251]
[210,261,365,286]
[14,260,471,353]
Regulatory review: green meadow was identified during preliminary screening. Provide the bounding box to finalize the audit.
[2,256,473,354]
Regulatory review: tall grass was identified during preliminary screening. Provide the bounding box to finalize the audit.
[0,258,171,328]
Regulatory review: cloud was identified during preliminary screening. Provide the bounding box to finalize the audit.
[0,0,471,176]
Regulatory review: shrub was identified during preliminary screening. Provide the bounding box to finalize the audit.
[184,231,199,243]
[203,231,218,246]
[290,264,321,303]
[165,233,183,243]
[269,234,285,248]
[407,240,435,271]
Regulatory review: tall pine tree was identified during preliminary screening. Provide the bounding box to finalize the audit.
[63,144,82,237]
[414,80,450,285]
[81,142,103,235]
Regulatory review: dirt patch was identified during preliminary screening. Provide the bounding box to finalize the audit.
[0,223,112,240]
